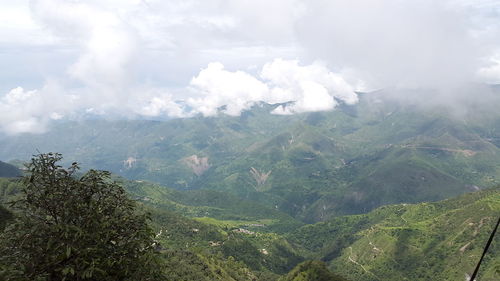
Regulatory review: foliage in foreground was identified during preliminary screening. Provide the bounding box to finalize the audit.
[0,153,164,281]
[0,204,12,231]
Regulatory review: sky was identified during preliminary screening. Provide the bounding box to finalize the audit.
[1,0,500,134]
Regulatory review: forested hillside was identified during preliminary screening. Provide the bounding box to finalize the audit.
[3,0,500,280]
[0,161,20,178]
[288,188,500,281]
[0,156,498,280]
[1,90,499,222]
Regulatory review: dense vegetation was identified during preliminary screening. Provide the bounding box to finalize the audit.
[135,182,499,280]
[0,205,11,231]
[288,188,500,281]
[0,177,22,203]
[1,90,498,223]
[0,155,319,280]
[0,89,499,280]
[0,154,498,280]
[0,154,164,281]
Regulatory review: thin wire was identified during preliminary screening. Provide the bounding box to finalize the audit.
[469,216,500,281]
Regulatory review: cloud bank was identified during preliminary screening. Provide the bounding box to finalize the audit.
[0,83,77,135]
[1,0,500,134]
[187,59,360,116]
[296,0,498,89]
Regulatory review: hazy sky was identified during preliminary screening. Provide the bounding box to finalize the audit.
[1,0,500,134]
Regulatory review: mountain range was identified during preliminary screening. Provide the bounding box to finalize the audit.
[1,89,499,223]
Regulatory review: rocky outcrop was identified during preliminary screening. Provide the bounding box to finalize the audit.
[250,167,271,186]
[123,157,137,168]
[182,155,210,176]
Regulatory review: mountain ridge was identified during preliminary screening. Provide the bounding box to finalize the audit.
[0,89,498,222]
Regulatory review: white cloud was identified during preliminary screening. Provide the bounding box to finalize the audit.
[1,0,500,134]
[187,59,360,116]
[187,62,270,116]
[295,0,499,89]
[135,0,302,49]
[271,81,335,115]
[0,84,75,135]
[0,58,360,134]
[30,0,139,104]
[132,89,187,118]
[0,0,56,47]
[477,53,500,83]
[261,59,359,114]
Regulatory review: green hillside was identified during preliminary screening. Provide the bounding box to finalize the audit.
[1,159,498,280]
[288,188,500,281]
[125,181,306,276]
[95,181,500,280]
[124,179,303,233]
[0,174,304,279]
[0,161,21,178]
[0,90,498,223]
[88,178,500,281]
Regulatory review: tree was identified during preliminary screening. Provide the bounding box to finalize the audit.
[0,153,164,281]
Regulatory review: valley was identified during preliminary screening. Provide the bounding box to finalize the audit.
[0,89,499,280]
[2,161,498,280]
[3,1,500,279]
[1,90,499,222]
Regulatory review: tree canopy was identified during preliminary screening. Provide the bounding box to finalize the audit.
[0,153,164,281]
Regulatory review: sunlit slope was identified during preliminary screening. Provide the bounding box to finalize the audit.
[0,177,303,280]
[1,169,498,280]
[288,188,500,281]
[124,179,303,233]
[125,180,308,278]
